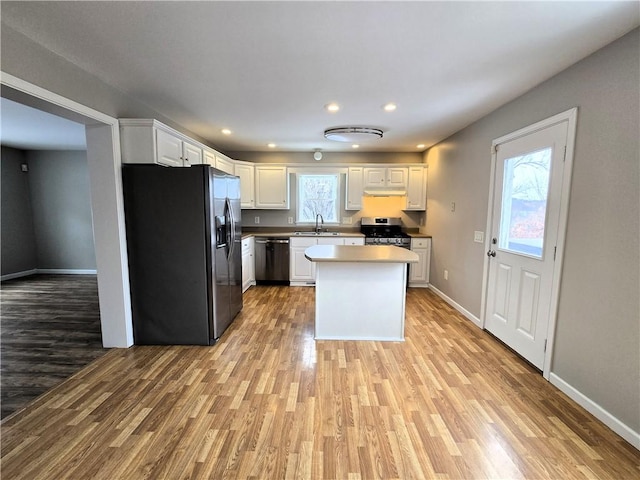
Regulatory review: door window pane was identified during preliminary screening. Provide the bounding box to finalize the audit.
[499,148,551,258]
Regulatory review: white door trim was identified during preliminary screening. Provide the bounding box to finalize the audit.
[1,71,134,348]
[480,108,577,379]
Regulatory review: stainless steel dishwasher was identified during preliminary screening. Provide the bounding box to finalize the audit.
[254,237,290,285]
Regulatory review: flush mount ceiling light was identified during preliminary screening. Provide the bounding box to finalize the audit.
[383,103,397,112]
[324,127,383,143]
[221,128,232,135]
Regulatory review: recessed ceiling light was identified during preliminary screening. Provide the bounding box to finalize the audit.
[325,103,340,113]
[383,103,397,112]
[352,144,360,149]
[416,144,425,149]
[267,143,277,148]
[221,128,232,135]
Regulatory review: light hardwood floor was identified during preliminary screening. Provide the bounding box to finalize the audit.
[1,286,638,479]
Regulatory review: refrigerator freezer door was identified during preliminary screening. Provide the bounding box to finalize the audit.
[227,176,243,320]
[211,170,231,340]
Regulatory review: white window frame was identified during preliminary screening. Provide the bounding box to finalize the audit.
[295,171,341,225]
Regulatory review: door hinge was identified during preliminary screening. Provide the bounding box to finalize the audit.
[553,246,557,260]
[492,144,499,154]
[563,145,567,161]
[544,339,547,352]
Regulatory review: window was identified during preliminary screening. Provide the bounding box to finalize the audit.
[499,147,552,258]
[296,173,339,224]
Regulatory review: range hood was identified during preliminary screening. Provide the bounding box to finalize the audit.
[363,188,407,197]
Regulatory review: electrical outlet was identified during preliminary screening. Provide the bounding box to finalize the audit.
[419,216,424,226]
[254,216,260,224]
[444,270,449,280]
[474,231,484,243]
[342,217,352,225]
[288,217,293,224]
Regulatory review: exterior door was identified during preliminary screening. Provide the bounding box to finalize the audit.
[485,121,568,369]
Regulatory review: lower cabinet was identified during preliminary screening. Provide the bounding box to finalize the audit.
[409,237,431,287]
[241,236,255,292]
[290,236,364,286]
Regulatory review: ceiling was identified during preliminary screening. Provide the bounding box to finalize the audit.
[0,98,87,150]
[1,1,638,153]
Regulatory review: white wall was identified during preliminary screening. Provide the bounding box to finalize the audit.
[426,29,639,435]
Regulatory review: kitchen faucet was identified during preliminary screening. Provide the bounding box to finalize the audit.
[315,214,324,234]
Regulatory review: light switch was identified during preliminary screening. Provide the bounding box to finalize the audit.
[474,231,484,243]
[451,202,456,212]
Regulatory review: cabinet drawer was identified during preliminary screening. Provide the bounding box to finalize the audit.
[411,238,430,248]
[290,237,317,247]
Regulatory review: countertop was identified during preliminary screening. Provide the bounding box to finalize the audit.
[241,230,364,240]
[305,245,419,263]
[241,229,430,240]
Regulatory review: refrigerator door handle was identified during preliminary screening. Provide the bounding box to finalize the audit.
[225,197,236,260]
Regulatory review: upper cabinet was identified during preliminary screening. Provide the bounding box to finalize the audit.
[120,119,203,167]
[215,154,235,175]
[363,167,408,188]
[255,165,289,209]
[234,161,255,209]
[346,167,364,211]
[203,150,216,166]
[405,166,427,211]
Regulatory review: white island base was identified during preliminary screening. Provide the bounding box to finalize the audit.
[305,245,418,341]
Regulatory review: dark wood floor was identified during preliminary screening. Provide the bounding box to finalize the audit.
[0,274,108,419]
[1,286,638,479]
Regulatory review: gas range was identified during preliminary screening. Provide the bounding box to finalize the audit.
[360,217,411,249]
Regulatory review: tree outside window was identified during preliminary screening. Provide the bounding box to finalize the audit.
[297,174,339,223]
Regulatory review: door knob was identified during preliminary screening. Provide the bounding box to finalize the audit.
[487,250,496,257]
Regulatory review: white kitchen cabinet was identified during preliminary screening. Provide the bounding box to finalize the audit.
[120,119,203,167]
[405,166,427,211]
[183,140,203,165]
[289,237,353,285]
[409,237,431,287]
[363,167,408,189]
[215,154,235,175]
[255,165,289,209]
[346,167,364,210]
[344,237,365,246]
[234,161,255,209]
[203,150,216,166]
[290,237,317,285]
[242,236,255,292]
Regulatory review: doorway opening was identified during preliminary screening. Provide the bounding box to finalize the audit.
[1,74,133,416]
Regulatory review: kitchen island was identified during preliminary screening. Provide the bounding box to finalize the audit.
[305,245,418,341]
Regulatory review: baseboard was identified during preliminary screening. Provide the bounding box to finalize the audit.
[1,268,97,281]
[428,285,482,328]
[36,269,98,275]
[549,373,640,450]
[408,283,430,288]
[1,269,38,281]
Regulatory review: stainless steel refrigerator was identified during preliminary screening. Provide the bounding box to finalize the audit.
[122,164,242,345]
